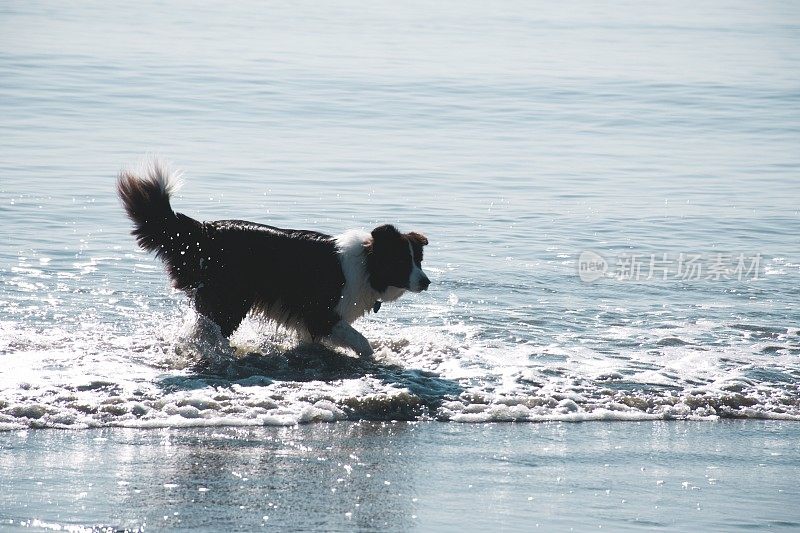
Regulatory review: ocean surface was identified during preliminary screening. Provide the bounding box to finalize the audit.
[2,0,799,530]
[2,422,800,531]
[2,0,799,431]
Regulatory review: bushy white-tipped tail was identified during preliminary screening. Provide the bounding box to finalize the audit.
[117,157,183,254]
[117,157,204,291]
[136,157,184,196]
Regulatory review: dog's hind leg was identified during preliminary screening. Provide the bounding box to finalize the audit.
[194,286,252,337]
[327,321,374,358]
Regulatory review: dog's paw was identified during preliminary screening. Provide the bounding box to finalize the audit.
[330,321,374,358]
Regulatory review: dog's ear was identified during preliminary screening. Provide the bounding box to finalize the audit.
[407,232,429,246]
[371,224,400,242]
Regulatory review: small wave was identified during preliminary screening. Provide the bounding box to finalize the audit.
[1,308,799,430]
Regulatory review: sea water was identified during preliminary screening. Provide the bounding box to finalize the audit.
[1,2,799,432]
[2,1,800,530]
[1,422,799,531]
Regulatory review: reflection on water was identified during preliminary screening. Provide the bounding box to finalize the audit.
[1,422,799,530]
[1,0,799,429]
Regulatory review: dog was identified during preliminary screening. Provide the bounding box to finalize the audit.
[117,159,430,357]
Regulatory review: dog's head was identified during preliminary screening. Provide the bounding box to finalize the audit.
[366,224,430,296]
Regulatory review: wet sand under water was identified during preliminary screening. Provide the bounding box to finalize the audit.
[1,420,798,532]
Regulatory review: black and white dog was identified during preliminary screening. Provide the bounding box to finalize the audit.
[117,160,429,357]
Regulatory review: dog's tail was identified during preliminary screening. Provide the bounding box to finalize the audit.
[117,159,203,291]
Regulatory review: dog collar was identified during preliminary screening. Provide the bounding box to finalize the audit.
[372,301,382,313]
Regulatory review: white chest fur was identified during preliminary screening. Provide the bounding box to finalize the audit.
[334,230,379,324]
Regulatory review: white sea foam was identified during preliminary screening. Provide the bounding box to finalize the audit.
[1,299,799,430]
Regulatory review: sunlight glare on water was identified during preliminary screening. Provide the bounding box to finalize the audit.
[1,0,799,430]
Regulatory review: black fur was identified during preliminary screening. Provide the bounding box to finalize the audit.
[117,164,429,341]
[118,172,343,337]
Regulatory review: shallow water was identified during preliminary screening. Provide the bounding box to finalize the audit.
[1,421,799,531]
[1,0,800,430]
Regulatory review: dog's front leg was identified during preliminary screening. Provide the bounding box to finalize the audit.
[329,321,374,357]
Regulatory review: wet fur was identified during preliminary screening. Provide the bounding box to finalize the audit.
[117,159,429,355]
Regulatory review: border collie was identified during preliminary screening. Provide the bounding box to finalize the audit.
[117,160,429,357]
